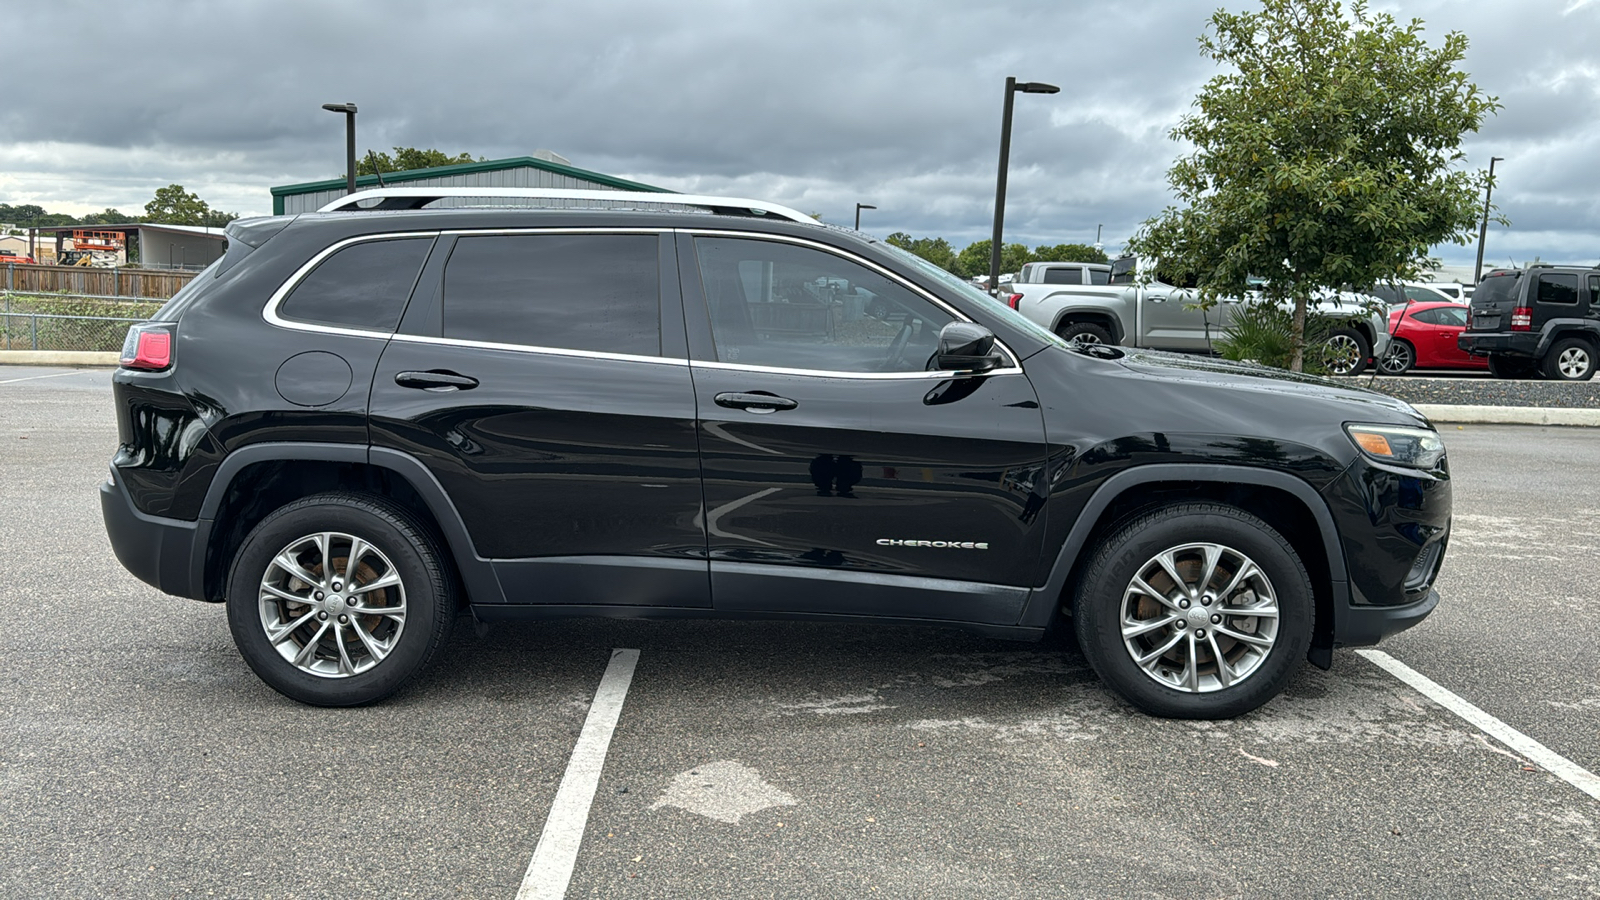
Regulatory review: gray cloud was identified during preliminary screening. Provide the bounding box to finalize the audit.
[2,0,1595,266]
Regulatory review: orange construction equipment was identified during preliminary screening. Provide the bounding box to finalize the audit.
[71,230,125,252]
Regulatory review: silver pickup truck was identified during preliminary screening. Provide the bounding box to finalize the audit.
[1003,258,1390,375]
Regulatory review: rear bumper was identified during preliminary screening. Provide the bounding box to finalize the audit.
[1458,332,1537,357]
[100,469,206,601]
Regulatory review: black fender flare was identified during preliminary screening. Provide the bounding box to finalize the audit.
[1535,322,1600,359]
[1049,307,1125,344]
[194,442,505,605]
[1018,464,1349,631]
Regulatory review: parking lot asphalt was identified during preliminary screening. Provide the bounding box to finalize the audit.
[2,368,1597,899]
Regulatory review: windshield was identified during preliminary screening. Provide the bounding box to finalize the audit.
[875,241,1068,350]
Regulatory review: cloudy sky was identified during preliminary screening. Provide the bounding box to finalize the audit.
[3,0,1596,269]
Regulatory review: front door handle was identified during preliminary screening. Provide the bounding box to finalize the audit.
[395,370,479,391]
[714,391,798,412]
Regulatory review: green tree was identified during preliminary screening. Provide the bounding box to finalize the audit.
[142,185,238,227]
[954,240,1032,280]
[885,232,959,272]
[81,208,138,225]
[358,147,483,175]
[1127,0,1497,371]
[1032,243,1108,264]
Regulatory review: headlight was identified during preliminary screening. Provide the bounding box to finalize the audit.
[1345,424,1445,469]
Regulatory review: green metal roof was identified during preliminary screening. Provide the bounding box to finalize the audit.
[270,156,671,214]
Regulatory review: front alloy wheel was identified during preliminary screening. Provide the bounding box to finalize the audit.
[1119,543,1281,693]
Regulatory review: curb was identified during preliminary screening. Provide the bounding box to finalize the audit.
[1411,403,1600,427]
[0,351,120,367]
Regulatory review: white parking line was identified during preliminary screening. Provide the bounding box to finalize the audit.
[516,648,640,900]
[1358,649,1600,803]
[0,371,80,385]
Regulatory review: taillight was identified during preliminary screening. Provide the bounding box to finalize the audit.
[1510,307,1532,331]
[120,323,173,370]
[1005,293,1023,310]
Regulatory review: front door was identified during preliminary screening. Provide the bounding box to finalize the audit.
[369,230,708,607]
[679,233,1050,626]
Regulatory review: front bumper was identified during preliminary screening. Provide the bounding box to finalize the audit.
[100,468,206,601]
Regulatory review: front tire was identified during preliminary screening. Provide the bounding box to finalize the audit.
[225,492,455,706]
[1072,502,1313,719]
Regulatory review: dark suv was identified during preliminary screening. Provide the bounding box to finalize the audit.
[101,188,1451,718]
[1459,265,1600,380]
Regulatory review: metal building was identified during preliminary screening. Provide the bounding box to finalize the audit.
[270,153,671,215]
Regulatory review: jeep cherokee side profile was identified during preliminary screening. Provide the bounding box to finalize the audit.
[101,188,1451,718]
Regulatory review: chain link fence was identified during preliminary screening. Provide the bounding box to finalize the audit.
[1,293,162,352]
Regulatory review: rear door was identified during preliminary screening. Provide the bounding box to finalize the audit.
[680,232,1050,626]
[369,229,708,608]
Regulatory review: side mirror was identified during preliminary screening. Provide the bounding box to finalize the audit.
[934,322,1004,374]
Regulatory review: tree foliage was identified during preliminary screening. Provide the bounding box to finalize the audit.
[143,184,238,227]
[357,147,483,175]
[953,239,1033,279]
[885,232,959,272]
[1032,243,1109,264]
[1127,0,1497,370]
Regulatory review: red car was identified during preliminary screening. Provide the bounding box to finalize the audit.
[1380,301,1487,374]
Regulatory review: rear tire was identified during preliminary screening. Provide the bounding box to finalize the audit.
[1072,502,1313,719]
[1541,337,1597,382]
[1322,328,1370,376]
[1487,354,1538,380]
[225,491,455,706]
[1378,340,1414,375]
[1057,321,1114,347]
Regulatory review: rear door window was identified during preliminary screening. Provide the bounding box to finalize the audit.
[441,233,660,356]
[1042,267,1082,285]
[279,238,432,331]
[1537,273,1579,305]
[1088,268,1110,285]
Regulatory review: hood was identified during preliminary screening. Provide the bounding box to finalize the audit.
[1099,346,1428,424]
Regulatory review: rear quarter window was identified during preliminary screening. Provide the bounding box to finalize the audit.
[278,238,433,331]
[1537,273,1579,305]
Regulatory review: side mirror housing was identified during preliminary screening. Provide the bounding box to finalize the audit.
[935,322,1004,374]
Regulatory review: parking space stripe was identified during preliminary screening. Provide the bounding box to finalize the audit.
[0,371,80,385]
[1358,649,1600,803]
[516,648,641,900]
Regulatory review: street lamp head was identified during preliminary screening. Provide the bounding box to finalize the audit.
[856,204,877,211]
[321,102,358,114]
[1015,82,1060,94]
[1491,156,1505,163]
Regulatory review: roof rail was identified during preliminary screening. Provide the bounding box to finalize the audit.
[315,187,816,224]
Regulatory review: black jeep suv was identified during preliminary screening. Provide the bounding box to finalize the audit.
[101,188,1451,718]
[1459,265,1600,380]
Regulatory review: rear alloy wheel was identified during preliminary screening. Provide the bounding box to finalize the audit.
[1541,337,1597,382]
[1073,502,1312,718]
[1486,354,1538,379]
[226,492,454,706]
[1057,321,1114,347]
[1378,340,1414,375]
[1321,328,1371,376]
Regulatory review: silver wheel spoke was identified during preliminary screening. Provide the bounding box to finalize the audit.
[1198,545,1222,595]
[334,625,356,676]
[1217,562,1259,600]
[292,621,331,667]
[271,551,324,590]
[344,537,368,588]
[1130,575,1182,612]
[354,571,402,595]
[1222,604,1278,619]
[350,619,391,663]
[1155,551,1190,598]
[1183,634,1199,691]
[1122,615,1179,639]
[266,613,315,646]
[262,583,310,606]
[352,602,405,620]
[1135,629,1186,667]
[1215,623,1273,647]
[1207,632,1233,688]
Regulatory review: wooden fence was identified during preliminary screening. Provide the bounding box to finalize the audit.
[1,263,196,300]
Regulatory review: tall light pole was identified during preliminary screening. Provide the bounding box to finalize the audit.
[1473,156,1504,285]
[321,102,359,196]
[989,77,1059,294]
[854,203,876,231]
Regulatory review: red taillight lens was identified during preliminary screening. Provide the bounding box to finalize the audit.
[1005,293,1023,310]
[1510,307,1532,331]
[120,325,172,370]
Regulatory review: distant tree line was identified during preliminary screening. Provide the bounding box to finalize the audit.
[0,184,239,230]
[357,146,484,175]
[885,232,1109,278]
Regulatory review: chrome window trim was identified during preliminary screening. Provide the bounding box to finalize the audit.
[387,333,687,367]
[262,231,441,338]
[676,228,1024,372]
[690,360,1025,380]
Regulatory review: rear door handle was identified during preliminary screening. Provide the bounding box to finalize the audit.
[395,370,479,391]
[714,391,797,412]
